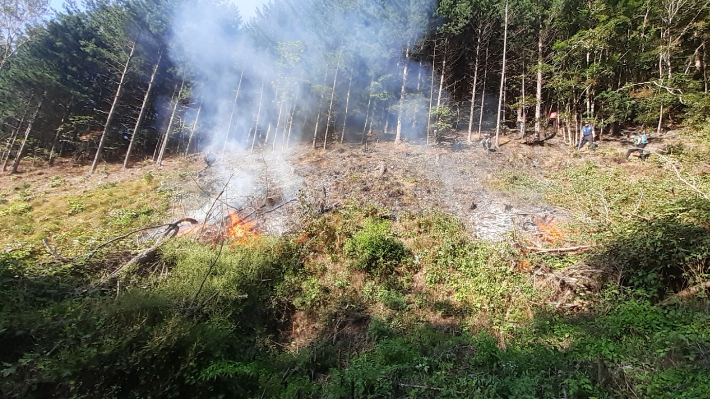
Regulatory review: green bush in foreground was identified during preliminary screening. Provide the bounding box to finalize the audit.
[344,218,411,277]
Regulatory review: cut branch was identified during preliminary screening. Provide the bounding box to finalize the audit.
[526,245,594,254]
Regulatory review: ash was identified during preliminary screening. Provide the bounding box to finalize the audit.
[184,139,567,241]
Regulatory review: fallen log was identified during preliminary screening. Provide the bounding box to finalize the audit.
[42,238,70,262]
[660,281,710,306]
[107,219,200,279]
[525,245,594,254]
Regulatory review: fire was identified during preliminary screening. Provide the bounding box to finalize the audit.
[536,217,565,244]
[225,210,259,241]
[175,212,258,242]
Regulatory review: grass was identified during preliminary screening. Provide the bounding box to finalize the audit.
[0,177,171,259]
[1,131,710,398]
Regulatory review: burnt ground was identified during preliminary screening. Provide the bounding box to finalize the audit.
[185,132,608,241]
[4,129,660,242]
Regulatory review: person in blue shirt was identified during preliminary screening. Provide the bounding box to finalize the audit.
[626,131,649,159]
[576,121,596,150]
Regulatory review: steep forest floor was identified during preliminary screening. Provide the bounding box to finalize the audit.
[1,129,710,398]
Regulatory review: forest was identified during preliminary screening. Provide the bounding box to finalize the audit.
[1,0,708,167]
[1,0,710,397]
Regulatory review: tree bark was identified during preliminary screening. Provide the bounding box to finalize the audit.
[284,85,300,149]
[395,46,410,144]
[495,0,509,147]
[272,93,285,151]
[2,113,26,172]
[534,24,543,140]
[477,45,489,139]
[264,87,279,146]
[312,69,329,149]
[436,58,445,110]
[520,63,526,139]
[426,39,437,146]
[468,29,482,144]
[157,80,184,167]
[124,49,162,170]
[222,68,244,155]
[362,82,373,144]
[185,102,202,156]
[11,99,42,175]
[251,75,266,153]
[323,61,339,150]
[340,75,352,143]
[90,38,137,174]
[49,98,73,166]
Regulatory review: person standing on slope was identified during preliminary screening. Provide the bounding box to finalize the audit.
[626,130,649,160]
[576,121,596,150]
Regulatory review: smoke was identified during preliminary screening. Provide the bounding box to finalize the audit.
[170,0,441,152]
[168,0,445,227]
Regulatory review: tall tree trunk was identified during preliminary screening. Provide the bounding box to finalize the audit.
[222,68,244,155]
[520,63,526,139]
[157,80,184,167]
[312,69,329,149]
[152,126,164,162]
[468,30,482,144]
[657,104,664,135]
[383,110,389,135]
[340,75,352,143]
[273,90,285,151]
[477,45,490,139]
[323,62,339,150]
[124,49,162,170]
[534,25,543,140]
[495,0,509,147]
[11,99,42,175]
[427,40,437,146]
[285,85,301,149]
[90,38,137,174]
[263,123,272,147]
[362,85,373,144]
[436,58,446,110]
[432,56,446,143]
[412,63,423,133]
[49,98,73,166]
[251,75,266,153]
[185,102,202,156]
[395,46,410,144]
[2,113,26,171]
[264,86,279,146]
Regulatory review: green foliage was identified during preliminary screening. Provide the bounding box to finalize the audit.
[106,205,155,227]
[48,175,65,187]
[66,198,85,215]
[344,218,411,276]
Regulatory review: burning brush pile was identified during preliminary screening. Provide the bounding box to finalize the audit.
[172,151,302,245]
[177,209,260,243]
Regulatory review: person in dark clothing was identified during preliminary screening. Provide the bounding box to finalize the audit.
[626,131,648,159]
[576,121,596,150]
[203,152,217,167]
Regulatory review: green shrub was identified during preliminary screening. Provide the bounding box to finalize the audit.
[344,218,410,276]
[49,175,65,188]
[67,199,85,215]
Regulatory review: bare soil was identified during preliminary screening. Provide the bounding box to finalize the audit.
[2,131,659,241]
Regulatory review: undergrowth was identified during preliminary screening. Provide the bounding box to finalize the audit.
[1,139,710,398]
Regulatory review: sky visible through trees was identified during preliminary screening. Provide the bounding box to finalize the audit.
[0,0,708,172]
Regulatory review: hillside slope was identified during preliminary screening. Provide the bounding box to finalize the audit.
[1,131,709,398]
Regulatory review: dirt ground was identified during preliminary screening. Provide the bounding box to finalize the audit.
[2,131,660,240]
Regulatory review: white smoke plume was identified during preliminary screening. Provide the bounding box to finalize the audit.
[171,0,441,152]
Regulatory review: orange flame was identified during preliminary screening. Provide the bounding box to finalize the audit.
[226,210,259,241]
[536,217,565,244]
[175,212,258,242]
